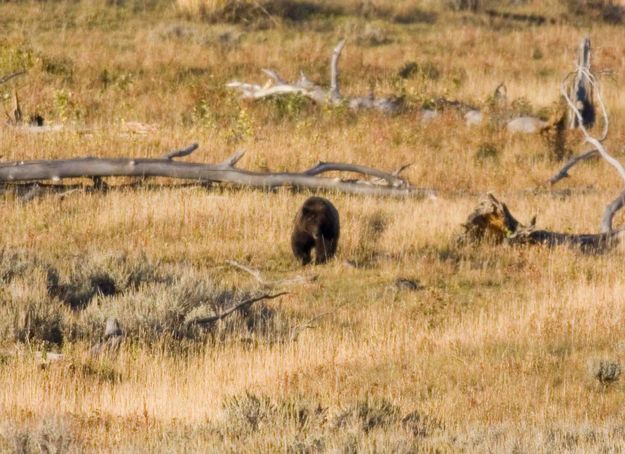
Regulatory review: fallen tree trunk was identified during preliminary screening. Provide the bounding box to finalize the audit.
[227,40,404,114]
[0,144,435,198]
[461,193,619,252]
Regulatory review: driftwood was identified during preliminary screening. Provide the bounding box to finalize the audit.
[0,144,435,198]
[461,193,617,252]
[186,292,287,326]
[227,40,404,114]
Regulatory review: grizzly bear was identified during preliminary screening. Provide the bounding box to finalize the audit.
[291,196,340,265]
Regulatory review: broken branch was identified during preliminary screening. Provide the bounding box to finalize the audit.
[0,70,26,85]
[226,260,317,287]
[548,148,599,185]
[187,292,288,326]
[303,161,409,187]
[162,143,199,160]
[227,40,404,114]
[601,190,625,234]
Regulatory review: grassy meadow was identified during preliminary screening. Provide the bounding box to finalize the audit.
[3,0,625,451]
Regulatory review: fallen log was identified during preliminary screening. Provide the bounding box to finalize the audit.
[461,193,619,252]
[227,40,404,114]
[0,144,435,198]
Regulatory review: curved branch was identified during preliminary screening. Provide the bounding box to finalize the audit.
[261,69,286,84]
[0,70,26,85]
[186,292,288,326]
[162,143,199,160]
[548,149,599,186]
[561,72,625,182]
[303,161,408,187]
[601,190,625,234]
[330,39,346,103]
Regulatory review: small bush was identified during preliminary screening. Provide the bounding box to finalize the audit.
[267,93,313,120]
[0,250,290,346]
[331,397,400,433]
[474,142,500,164]
[352,211,388,266]
[0,417,78,454]
[398,61,441,80]
[222,392,327,436]
[176,0,335,26]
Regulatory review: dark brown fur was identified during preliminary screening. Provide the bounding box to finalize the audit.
[291,196,340,265]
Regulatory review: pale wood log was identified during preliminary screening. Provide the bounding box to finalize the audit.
[227,40,404,114]
[0,148,435,198]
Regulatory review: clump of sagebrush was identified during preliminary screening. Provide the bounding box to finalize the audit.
[352,211,388,266]
[0,249,290,346]
[331,397,400,433]
[0,258,67,346]
[474,142,500,165]
[0,417,78,453]
[221,392,327,438]
[587,358,621,385]
[176,0,337,26]
[219,393,440,450]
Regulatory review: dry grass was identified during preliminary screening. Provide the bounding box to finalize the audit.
[3,0,625,451]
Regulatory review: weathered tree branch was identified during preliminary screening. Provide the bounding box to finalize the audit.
[186,292,288,326]
[548,148,599,185]
[330,39,345,103]
[227,40,404,114]
[561,65,625,233]
[226,260,317,287]
[0,146,435,198]
[162,143,199,160]
[302,161,409,187]
[0,70,26,85]
[601,190,625,234]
